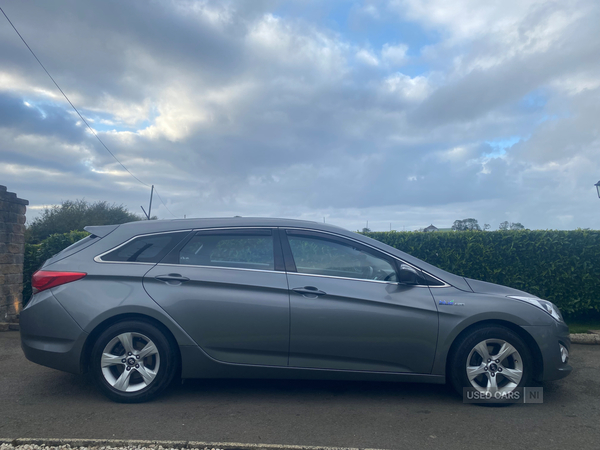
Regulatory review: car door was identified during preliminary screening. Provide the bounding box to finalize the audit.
[143,228,290,366]
[283,229,439,373]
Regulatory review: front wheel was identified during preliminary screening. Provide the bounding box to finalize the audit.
[90,320,178,403]
[449,326,533,401]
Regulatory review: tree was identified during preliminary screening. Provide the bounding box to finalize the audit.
[452,218,481,231]
[26,199,144,244]
[362,227,372,233]
[499,221,525,231]
[484,224,491,231]
[451,220,464,231]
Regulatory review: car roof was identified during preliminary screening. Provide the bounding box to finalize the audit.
[85,217,348,237]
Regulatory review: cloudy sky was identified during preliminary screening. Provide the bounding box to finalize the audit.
[1,0,599,231]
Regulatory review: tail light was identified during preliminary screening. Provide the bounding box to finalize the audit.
[32,270,87,293]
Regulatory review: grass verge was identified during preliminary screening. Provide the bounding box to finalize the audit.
[566,318,600,334]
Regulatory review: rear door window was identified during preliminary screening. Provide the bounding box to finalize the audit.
[176,230,275,271]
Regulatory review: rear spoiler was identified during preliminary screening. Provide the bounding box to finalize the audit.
[83,224,119,238]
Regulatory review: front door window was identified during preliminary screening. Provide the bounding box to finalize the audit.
[287,234,397,282]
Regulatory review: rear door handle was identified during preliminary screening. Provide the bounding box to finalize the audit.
[154,273,190,284]
[292,286,327,297]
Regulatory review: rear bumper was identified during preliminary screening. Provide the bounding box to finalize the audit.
[523,321,572,382]
[20,291,88,374]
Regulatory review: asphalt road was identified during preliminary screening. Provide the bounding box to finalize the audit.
[1,331,599,450]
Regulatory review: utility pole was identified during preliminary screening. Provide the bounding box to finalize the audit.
[140,185,154,220]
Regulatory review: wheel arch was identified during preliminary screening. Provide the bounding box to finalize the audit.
[445,319,544,382]
[80,313,181,374]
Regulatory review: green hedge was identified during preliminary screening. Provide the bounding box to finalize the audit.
[363,230,600,317]
[23,231,89,304]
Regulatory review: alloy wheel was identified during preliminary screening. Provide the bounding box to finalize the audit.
[101,332,160,392]
[466,338,523,395]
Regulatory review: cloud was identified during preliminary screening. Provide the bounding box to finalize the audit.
[381,43,408,66]
[0,92,86,142]
[0,0,599,231]
[383,73,430,102]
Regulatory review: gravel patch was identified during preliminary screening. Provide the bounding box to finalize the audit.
[0,440,372,450]
[0,445,223,450]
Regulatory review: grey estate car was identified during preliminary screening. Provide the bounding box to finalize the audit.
[21,217,572,403]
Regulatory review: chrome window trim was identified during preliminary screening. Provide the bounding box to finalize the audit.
[94,260,156,265]
[283,226,451,288]
[191,226,275,232]
[94,230,192,264]
[417,284,452,289]
[156,262,279,274]
[286,271,423,286]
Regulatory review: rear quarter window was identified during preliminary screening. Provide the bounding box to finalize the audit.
[99,232,189,263]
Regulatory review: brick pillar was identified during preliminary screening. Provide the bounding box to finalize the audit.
[0,185,28,324]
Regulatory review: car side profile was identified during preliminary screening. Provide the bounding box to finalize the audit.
[20,217,572,403]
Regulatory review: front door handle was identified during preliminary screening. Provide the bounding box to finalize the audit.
[154,273,190,284]
[292,286,327,297]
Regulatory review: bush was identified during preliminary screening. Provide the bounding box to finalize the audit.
[23,231,89,305]
[26,199,142,244]
[363,230,600,317]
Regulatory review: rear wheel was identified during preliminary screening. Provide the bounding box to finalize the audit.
[90,320,177,403]
[450,326,533,401]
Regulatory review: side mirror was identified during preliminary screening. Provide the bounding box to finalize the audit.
[398,264,421,285]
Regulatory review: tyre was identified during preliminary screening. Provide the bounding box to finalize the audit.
[449,326,533,402]
[90,320,178,403]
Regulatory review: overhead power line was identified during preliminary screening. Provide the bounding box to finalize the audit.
[153,188,177,219]
[0,5,177,218]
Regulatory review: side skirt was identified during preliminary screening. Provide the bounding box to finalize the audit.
[179,345,445,384]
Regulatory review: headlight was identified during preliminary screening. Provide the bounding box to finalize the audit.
[507,296,563,322]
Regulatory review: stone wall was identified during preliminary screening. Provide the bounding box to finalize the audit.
[0,185,28,324]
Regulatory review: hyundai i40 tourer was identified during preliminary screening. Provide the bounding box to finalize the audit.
[21,218,571,402]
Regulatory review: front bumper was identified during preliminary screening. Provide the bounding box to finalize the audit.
[523,321,572,382]
[20,291,88,374]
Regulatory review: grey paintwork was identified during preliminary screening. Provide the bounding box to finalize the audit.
[144,263,290,366]
[20,217,572,386]
[286,272,438,373]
